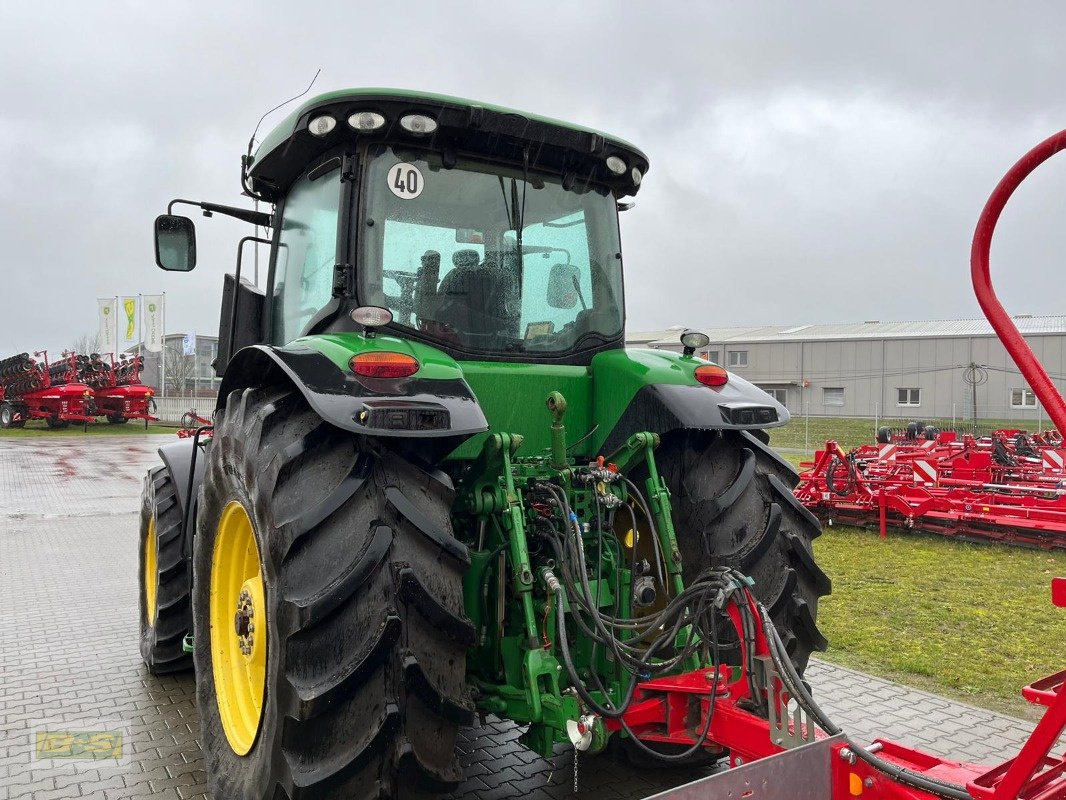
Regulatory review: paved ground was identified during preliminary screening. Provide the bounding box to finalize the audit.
[0,435,1054,799]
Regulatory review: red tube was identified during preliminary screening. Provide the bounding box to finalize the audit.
[971,130,1066,434]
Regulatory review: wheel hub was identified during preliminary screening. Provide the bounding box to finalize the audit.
[234,585,256,656]
[210,501,267,756]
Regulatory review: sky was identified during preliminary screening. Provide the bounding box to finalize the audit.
[2,1,1066,356]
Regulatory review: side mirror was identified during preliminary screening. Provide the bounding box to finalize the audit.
[154,215,197,271]
[546,262,581,309]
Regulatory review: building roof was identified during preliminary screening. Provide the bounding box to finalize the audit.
[629,315,1066,347]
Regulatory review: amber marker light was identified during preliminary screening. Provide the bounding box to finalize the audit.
[349,352,419,379]
[694,364,729,388]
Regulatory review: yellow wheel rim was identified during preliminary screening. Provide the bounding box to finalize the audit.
[144,517,158,627]
[210,501,267,756]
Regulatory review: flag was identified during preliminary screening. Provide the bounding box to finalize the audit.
[97,298,117,352]
[182,333,197,356]
[142,295,164,353]
[121,297,138,342]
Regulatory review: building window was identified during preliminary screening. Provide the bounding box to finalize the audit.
[823,387,845,407]
[701,350,720,364]
[896,388,921,407]
[727,350,748,367]
[1011,388,1037,408]
[762,388,787,406]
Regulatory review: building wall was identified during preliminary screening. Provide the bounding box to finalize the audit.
[649,333,1066,422]
[134,334,222,397]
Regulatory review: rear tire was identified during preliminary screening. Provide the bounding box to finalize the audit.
[107,413,128,424]
[876,426,892,444]
[0,403,15,429]
[139,466,193,673]
[648,429,830,674]
[193,385,472,800]
[46,416,69,429]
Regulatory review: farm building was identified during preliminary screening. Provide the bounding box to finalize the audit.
[628,316,1066,424]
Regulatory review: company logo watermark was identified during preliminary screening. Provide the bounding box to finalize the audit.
[36,730,122,760]
[32,719,129,768]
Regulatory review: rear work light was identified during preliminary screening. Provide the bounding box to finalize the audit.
[694,364,728,388]
[349,352,419,379]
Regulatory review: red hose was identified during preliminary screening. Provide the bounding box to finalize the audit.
[971,130,1066,434]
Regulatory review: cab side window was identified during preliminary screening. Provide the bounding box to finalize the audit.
[271,168,341,345]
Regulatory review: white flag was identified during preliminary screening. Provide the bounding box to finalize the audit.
[143,295,164,353]
[97,298,117,352]
[182,333,197,356]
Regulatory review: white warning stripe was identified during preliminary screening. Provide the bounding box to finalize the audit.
[1043,450,1065,471]
[920,440,936,450]
[878,444,897,460]
[912,459,938,484]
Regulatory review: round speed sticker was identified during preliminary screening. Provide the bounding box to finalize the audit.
[387,163,424,200]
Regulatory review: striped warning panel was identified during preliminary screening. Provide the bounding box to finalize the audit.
[912,459,938,484]
[1043,449,1065,472]
[878,444,897,460]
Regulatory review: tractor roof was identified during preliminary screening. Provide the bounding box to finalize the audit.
[247,88,649,200]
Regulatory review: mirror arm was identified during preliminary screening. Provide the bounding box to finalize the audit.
[167,198,273,228]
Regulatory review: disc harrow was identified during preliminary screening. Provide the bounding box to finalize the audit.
[796,425,1066,549]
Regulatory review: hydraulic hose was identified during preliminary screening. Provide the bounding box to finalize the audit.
[756,605,972,800]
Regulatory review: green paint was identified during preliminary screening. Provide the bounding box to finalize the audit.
[291,331,465,380]
[290,333,728,461]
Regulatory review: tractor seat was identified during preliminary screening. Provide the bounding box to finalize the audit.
[433,250,516,344]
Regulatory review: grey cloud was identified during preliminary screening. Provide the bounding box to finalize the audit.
[2,1,1065,356]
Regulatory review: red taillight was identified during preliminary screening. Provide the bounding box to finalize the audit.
[349,352,419,379]
[694,364,728,388]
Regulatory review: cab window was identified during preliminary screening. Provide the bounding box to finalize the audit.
[271,166,341,344]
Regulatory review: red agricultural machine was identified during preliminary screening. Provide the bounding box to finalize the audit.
[796,425,1066,549]
[0,350,96,429]
[77,352,157,426]
[640,133,1066,799]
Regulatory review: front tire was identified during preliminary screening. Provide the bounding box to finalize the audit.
[193,385,472,800]
[138,466,193,673]
[107,413,128,424]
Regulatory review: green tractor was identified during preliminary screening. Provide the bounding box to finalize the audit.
[139,89,830,800]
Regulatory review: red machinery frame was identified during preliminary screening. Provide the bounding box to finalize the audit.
[795,434,1066,549]
[0,351,96,428]
[624,579,1065,800]
[90,353,157,426]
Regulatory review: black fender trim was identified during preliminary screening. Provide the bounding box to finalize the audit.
[157,437,205,555]
[219,345,489,438]
[600,382,789,454]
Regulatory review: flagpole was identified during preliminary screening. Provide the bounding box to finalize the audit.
[161,292,166,396]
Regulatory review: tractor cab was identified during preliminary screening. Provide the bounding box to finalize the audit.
[153,89,785,458]
[157,89,647,367]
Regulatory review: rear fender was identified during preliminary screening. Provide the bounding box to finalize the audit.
[217,335,489,460]
[593,348,789,454]
[157,437,206,555]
